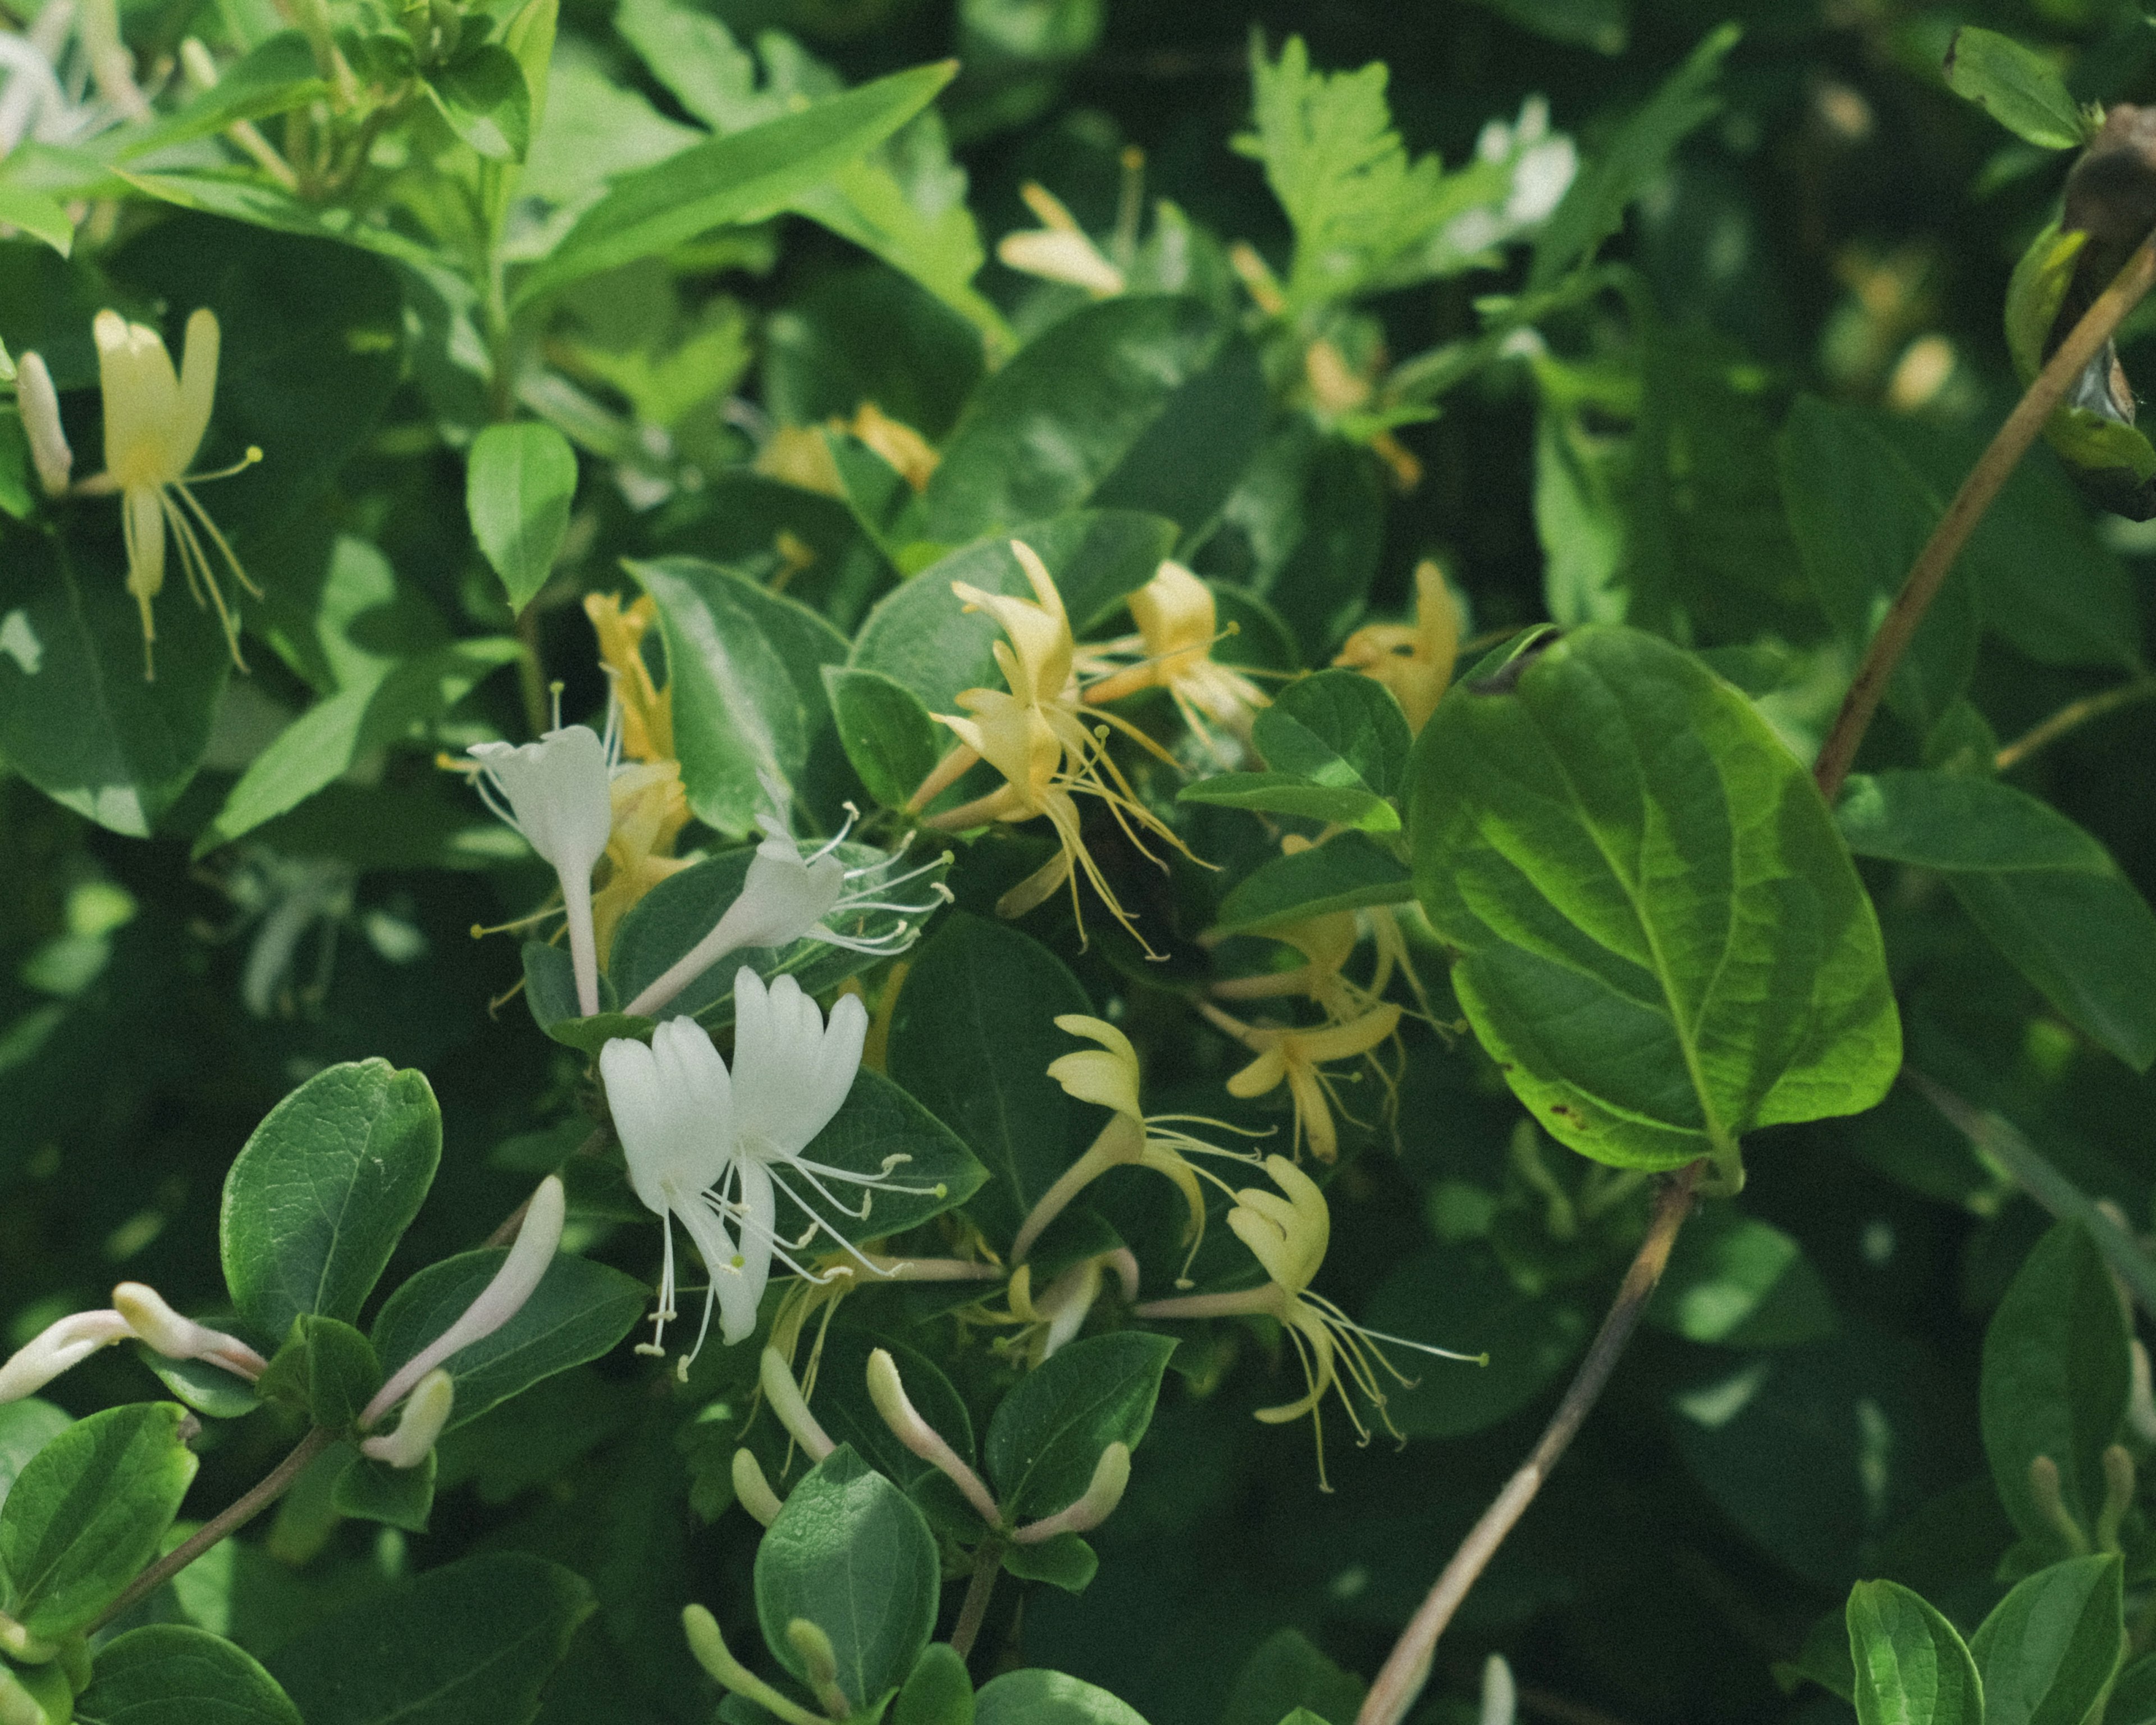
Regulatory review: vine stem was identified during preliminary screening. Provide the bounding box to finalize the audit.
[1994,674,2156,773]
[90,1426,334,1633]
[950,1541,1004,1661]
[1354,1163,1704,1725]
[1811,231,2156,804]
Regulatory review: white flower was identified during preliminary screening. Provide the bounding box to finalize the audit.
[469,725,613,1017]
[0,1284,268,1404]
[360,1368,453,1468]
[622,773,948,1019]
[601,970,938,1367]
[14,352,70,496]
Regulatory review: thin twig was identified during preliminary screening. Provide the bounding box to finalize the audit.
[91,1426,334,1632]
[1995,676,2156,773]
[1355,1163,1704,1725]
[1812,232,2156,804]
[950,1542,1004,1661]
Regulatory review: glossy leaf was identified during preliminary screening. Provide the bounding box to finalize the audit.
[75,1624,302,1725]
[255,1314,382,1433]
[1208,830,1413,935]
[753,1445,941,1712]
[1980,1222,2129,1555]
[1409,624,1901,1171]
[220,1058,442,1345]
[984,1332,1176,1521]
[1970,1553,2123,1725]
[974,1669,1150,1725]
[823,664,943,810]
[0,1402,198,1637]
[467,422,578,613]
[896,1642,976,1725]
[1943,26,2089,150]
[0,1402,70,1519]
[1846,1579,1981,1725]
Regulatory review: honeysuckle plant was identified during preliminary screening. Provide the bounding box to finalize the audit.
[8,12,2156,1725]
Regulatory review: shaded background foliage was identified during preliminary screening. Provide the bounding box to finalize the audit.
[5,0,2156,1722]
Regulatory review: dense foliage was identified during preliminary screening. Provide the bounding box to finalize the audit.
[6,1,2156,1722]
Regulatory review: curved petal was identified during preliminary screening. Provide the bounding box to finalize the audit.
[1047,1015,1141,1117]
[170,308,219,474]
[731,970,865,1158]
[717,1160,775,1344]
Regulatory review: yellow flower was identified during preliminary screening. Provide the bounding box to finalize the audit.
[751,404,939,498]
[1200,998,1402,1163]
[1077,562,1269,762]
[1133,1155,1479,1485]
[996,182,1126,298]
[994,1248,1139,1365]
[1332,559,1461,733]
[1209,911,1377,1024]
[1012,1014,1261,1276]
[919,541,1203,957]
[591,760,694,965]
[848,403,939,492]
[584,592,673,763]
[74,308,261,679]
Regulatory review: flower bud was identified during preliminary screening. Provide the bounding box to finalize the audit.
[15,353,71,498]
[359,1368,453,1468]
[760,1348,834,1462]
[732,1449,783,1527]
[866,1347,999,1525]
[1012,1442,1129,1544]
[0,1309,130,1403]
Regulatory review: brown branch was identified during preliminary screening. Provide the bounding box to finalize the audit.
[1812,232,2156,804]
[1354,1162,1705,1725]
[92,1426,334,1632]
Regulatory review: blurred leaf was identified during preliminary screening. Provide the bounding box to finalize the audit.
[975,1670,1149,1724]
[1219,1629,1364,1725]
[221,1059,442,1345]
[1410,626,1901,1172]
[0,1402,71,1519]
[428,44,533,163]
[1845,1579,1980,1725]
[984,1332,1175,1521]
[1943,27,2090,151]
[1647,1207,1837,1348]
[330,1445,437,1534]
[468,423,578,612]
[1465,0,1625,54]
[0,1402,198,1637]
[1980,1222,2128,1558]
[0,185,72,256]
[754,1445,941,1713]
[74,1623,303,1724]
[1970,1554,2123,1725]
[1198,423,1382,654]
[117,34,328,160]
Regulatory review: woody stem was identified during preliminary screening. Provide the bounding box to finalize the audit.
[951,1541,1004,1661]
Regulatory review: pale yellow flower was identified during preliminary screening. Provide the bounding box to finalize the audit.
[1200,998,1403,1163]
[1077,561,1269,763]
[1332,559,1461,733]
[584,592,673,763]
[997,182,1126,297]
[591,760,694,965]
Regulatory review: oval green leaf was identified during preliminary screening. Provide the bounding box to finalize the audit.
[76,1623,303,1725]
[467,422,577,613]
[1846,1578,1981,1725]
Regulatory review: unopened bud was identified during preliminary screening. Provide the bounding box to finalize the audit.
[359,1368,453,1468]
[0,1308,130,1403]
[1012,1441,1129,1544]
[865,1347,999,1525]
[112,1283,267,1380]
[682,1606,824,1725]
[2098,1443,2137,1552]
[1479,1653,1518,1725]
[760,1348,834,1462]
[179,36,218,89]
[15,354,71,498]
[784,1618,848,1719]
[733,1448,783,1527]
[2029,1454,2091,1554]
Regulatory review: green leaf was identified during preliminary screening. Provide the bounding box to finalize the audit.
[2110,1651,2156,1725]
[1408,625,1901,1172]
[1220,1629,1365,1725]
[1528,24,1738,290]
[1208,831,1413,935]
[974,1669,1150,1725]
[999,1531,1097,1592]
[1943,27,2090,151]
[629,555,848,838]
[0,528,229,837]
[267,1551,595,1725]
[1176,772,1397,832]
[220,1058,442,1345]
[922,297,1246,541]
[468,422,578,613]
[753,1445,942,1713]
[604,841,913,1026]
[848,512,1174,716]
[886,912,1094,1239]
[256,1315,383,1433]
[1465,0,1626,53]
[369,1249,649,1433]
[196,638,523,855]
[823,665,943,810]
[1980,1222,2130,1557]
[511,61,956,309]
[75,1623,303,1725]
[0,1402,199,1637]
[984,1332,1175,1522]
[115,34,328,161]
[800,1328,977,1496]
[1846,1579,1983,1725]
[1646,1206,1838,1348]
[330,1445,437,1534]
[1971,1554,2123,1725]
[0,1402,70,1519]
[1257,672,1412,800]
[778,1066,986,1245]
[428,44,533,162]
[1778,397,1977,734]
[895,1642,975,1725]
[1839,769,2156,1069]
[135,1346,263,1421]
[0,185,74,257]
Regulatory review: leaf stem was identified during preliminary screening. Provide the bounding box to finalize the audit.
[90,1426,334,1633]
[1354,1162,1704,1725]
[950,1541,1004,1661]
[1811,231,2156,804]
[1994,675,2156,773]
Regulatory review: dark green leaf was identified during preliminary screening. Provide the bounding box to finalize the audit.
[800,1328,977,1496]
[255,1315,382,1433]
[1208,831,1413,935]
[331,1445,437,1534]
[1647,1207,1838,1348]
[1970,1553,2123,1725]
[220,1058,442,1345]
[984,1332,1175,1521]
[1220,1629,1365,1725]
[267,1551,595,1725]
[1409,625,1901,1171]
[370,1249,649,1433]
[999,1532,1097,1591]
[1943,27,2090,150]
[1845,1578,1981,1725]
[468,423,578,611]
[0,1402,199,1637]
[974,1669,1150,1725]
[428,44,533,162]
[823,665,942,809]
[1980,1222,2130,1556]
[895,1642,975,1725]
[753,1445,941,1712]
[75,1623,302,1725]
